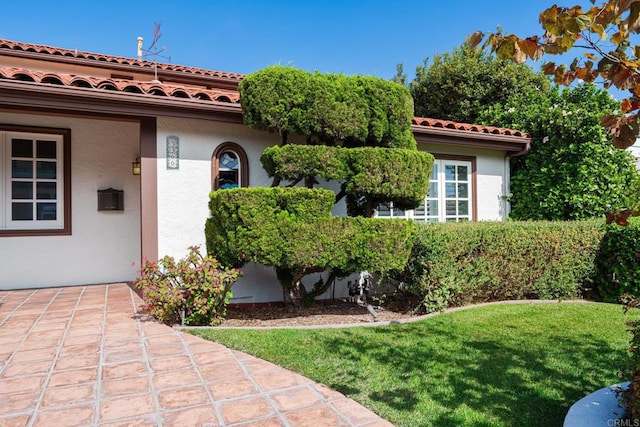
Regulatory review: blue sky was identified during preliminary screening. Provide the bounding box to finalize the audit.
[1,1,547,80]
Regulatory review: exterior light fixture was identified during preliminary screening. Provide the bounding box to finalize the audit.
[132,158,141,176]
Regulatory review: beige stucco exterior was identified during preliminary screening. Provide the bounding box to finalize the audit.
[0,112,141,289]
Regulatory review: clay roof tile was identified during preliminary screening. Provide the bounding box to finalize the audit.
[0,38,244,81]
[0,65,240,105]
[412,117,529,139]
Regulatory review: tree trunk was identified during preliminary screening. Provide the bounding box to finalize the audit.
[271,177,281,187]
[306,270,337,301]
[283,276,307,306]
[335,183,347,204]
[276,267,307,306]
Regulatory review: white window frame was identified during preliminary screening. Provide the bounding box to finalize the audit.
[0,127,69,235]
[375,157,474,223]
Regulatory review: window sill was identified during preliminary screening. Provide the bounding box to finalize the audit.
[0,228,71,237]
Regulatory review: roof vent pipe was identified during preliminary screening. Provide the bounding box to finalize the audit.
[137,37,143,60]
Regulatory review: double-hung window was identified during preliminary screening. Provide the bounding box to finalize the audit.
[376,157,474,223]
[0,126,70,235]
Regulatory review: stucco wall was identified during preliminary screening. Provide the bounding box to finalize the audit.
[0,112,141,289]
[156,117,275,257]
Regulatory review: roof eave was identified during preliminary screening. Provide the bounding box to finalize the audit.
[411,124,531,153]
[0,80,243,122]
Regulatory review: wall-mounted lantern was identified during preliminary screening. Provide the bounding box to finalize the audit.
[132,158,141,176]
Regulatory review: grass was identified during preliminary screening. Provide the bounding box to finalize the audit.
[190,302,636,426]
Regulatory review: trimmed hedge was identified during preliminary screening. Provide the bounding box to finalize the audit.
[593,218,640,302]
[260,145,433,210]
[260,145,349,183]
[206,187,335,268]
[239,65,416,148]
[396,221,605,313]
[346,147,432,210]
[206,187,416,274]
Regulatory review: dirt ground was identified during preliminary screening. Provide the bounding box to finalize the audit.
[220,298,419,327]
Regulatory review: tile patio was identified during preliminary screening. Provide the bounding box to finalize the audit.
[0,283,392,427]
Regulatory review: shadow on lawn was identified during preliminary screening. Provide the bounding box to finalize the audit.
[317,320,627,426]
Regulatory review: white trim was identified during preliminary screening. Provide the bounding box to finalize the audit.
[375,159,473,223]
[2,131,64,230]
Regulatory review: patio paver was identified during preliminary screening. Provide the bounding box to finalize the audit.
[0,283,393,426]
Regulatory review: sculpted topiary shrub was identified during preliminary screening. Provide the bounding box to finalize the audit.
[206,188,416,304]
[260,145,433,215]
[207,187,335,269]
[344,147,432,215]
[260,145,349,185]
[239,65,416,148]
[212,66,429,305]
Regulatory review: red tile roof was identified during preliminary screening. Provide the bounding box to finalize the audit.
[412,117,529,138]
[0,38,244,81]
[0,66,240,104]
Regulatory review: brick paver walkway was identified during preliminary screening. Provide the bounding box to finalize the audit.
[0,283,392,427]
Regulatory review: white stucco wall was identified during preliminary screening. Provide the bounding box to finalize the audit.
[0,112,141,289]
[156,117,286,303]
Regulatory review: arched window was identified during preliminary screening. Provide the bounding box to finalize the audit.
[211,142,248,190]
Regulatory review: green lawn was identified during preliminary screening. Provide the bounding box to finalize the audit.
[190,302,636,426]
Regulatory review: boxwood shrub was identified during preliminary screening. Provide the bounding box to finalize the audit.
[396,221,605,313]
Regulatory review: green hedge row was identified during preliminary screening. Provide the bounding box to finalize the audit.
[396,221,607,313]
[260,145,433,210]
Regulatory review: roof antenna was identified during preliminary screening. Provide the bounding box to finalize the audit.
[136,37,143,60]
[140,22,171,83]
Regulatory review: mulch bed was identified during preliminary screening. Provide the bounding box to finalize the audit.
[220,298,419,327]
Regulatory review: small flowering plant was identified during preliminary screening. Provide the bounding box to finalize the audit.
[134,246,241,326]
